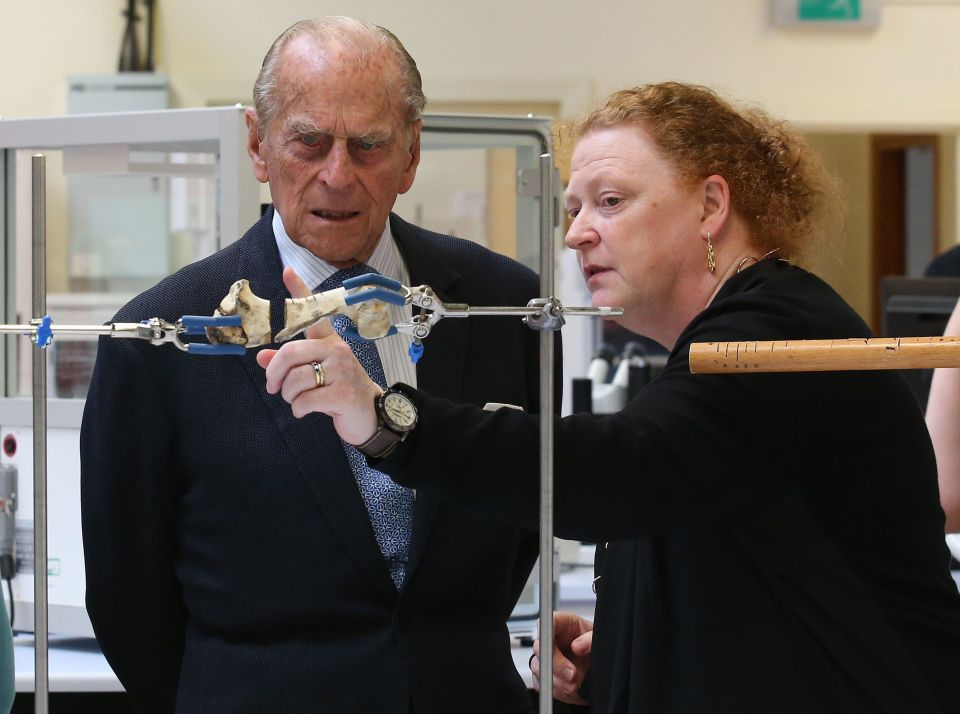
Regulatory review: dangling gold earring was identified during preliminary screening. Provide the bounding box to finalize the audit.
[705,232,716,274]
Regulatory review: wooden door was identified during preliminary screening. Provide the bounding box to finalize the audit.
[871,134,939,331]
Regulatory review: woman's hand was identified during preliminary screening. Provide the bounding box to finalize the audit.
[530,611,593,705]
[256,267,382,445]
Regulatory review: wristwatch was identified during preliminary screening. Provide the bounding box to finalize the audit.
[357,387,418,459]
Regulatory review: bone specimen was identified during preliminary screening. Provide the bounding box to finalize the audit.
[277,288,392,342]
[206,280,393,347]
[206,279,272,347]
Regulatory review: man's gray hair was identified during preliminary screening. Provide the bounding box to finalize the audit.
[252,17,427,135]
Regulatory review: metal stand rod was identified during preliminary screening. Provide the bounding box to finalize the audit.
[0,325,117,337]
[31,154,49,714]
[0,308,620,339]
[537,153,555,713]
[416,306,620,318]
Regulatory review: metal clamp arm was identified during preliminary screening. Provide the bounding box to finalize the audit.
[345,280,623,364]
[110,315,246,355]
[524,297,566,332]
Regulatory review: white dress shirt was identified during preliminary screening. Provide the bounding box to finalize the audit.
[272,210,418,389]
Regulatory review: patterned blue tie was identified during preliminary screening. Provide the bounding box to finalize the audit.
[318,265,414,589]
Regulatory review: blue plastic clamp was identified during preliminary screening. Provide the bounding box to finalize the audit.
[186,343,248,356]
[34,315,53,349]
[344,288,408,307]
[408,341,424,364]
[180,315,243,334]
[342,274,402,291]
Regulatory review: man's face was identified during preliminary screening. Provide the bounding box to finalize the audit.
[246,37,421,268]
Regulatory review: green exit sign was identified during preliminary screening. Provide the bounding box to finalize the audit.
[773,0,880,27]
[800,0,860,20]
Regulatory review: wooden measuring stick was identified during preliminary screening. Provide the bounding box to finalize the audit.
[689,336,960,374]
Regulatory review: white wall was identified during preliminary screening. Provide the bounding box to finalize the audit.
[159,1,960,134]
[2,1,960,129]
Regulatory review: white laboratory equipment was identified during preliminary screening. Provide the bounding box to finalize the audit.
[0,106,259,636]
[573,341,660,415]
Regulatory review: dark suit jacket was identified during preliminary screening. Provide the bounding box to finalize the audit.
[80,208,545,714]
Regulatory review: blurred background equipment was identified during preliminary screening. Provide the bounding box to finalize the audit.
[118,0,156,73]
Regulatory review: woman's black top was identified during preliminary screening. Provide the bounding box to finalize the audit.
[380,260,960,713]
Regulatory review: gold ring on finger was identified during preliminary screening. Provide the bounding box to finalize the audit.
[311,361,325,388]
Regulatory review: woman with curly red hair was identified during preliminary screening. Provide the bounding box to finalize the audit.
[261,82,960,714]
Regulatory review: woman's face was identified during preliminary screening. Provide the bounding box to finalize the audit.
[564,125,706,347]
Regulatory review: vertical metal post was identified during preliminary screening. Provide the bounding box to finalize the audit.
[537,153,555,713]
[31,154,49,714]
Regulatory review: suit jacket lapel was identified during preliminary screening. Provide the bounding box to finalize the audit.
[390,214,472,580]
[390,214,469,400]
[239,209,397,598]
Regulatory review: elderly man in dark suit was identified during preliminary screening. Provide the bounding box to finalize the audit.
[81,17,545,713]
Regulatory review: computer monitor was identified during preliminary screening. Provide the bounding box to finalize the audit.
[879,276,960,408]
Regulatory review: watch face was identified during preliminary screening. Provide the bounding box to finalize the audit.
[382,391,417,432]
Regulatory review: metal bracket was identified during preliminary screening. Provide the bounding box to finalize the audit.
[524,297,566,332]
[518,167,562,228]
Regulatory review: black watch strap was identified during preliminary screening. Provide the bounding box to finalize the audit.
[357,426,404,459]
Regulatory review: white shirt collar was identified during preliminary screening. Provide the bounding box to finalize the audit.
[272,210,403,289]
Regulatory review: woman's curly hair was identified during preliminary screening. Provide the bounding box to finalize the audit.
[572,82,842,266]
